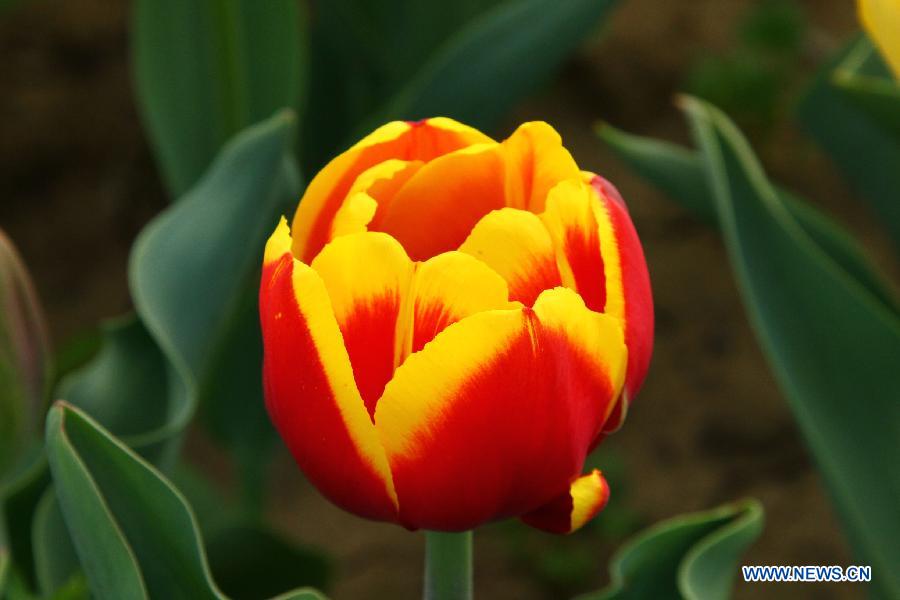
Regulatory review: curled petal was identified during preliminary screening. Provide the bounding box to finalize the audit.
[260,219,398,521]
[521,470,610,534]
[292,118,492,262]
[374,287,626,531]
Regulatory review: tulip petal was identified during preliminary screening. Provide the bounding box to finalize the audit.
[404,252,513,357]
[459,208,562,306]
[541,179,613,314]
[859,0,900,79]
[375,287,626,531]
[260,219,398,521]
[310,232,414,415]
[292,118,493,262]
[378,143,508,260]
[520,470,610,534]
[589,174,654,415]
[502,121,582,212]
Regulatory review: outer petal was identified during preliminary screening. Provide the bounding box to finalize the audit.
[310,233,512,416]
[589,174,654,416]
[859,0,900,79]
[292,118,493,262]
[374,287,626,531]
[459,208,562,306]
[310,232,414,416]
[520,470,610,534]
[260,219,397,521]
[502,121,582,212]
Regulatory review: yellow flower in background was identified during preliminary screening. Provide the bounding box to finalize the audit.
[858,0,900,78]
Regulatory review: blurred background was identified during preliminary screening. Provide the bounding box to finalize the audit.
[1,1,894,598]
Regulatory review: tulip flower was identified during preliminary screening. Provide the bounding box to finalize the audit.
[259,118,652,538]
[858,0,900,78]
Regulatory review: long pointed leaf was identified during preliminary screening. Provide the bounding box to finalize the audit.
[682,96,900,599]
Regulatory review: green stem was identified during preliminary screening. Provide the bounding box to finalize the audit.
[424,530,473,600]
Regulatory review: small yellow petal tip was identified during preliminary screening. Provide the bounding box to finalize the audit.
[264,216,293,265]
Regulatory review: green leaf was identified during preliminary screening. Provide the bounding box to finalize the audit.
[0,452,48,591]
[45,403,327,600]
[31,490,80,596]
[46,402,220,599]
[832,57,900,140]
[206,524,331,600]
[681,96,900,599]
[578,500,763,600]
[133,0,307,196]
[596,122,900,316]
[797,35,900,252]
[57,111,298,488]
[368,0,617,132]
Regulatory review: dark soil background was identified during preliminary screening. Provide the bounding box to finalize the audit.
[2,1,894,599]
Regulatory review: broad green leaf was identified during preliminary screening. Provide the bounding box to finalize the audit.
[596,122,900,316]
[578,500,763,600]
[130,110,299,496]
[682,96,900,599]
[797,35,900,252]
[134,0,307,196]
[305,0,617,167]
[45,403,327,600]
[207,524,331,600]
[57,111,298,491]
[368,0,618,133]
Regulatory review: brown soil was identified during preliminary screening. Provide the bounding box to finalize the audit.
[2,1,888,599]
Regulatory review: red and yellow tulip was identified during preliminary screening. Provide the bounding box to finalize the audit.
[259,118,653,533]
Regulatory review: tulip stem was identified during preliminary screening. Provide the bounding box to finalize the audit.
[424,530,473,600]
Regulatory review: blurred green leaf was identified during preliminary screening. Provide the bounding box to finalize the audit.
[833,56,900,139]
[0,231,50,480]
[133,0,307,196]
[0,453,48,591]
[31,491,80,596]
[681,96,900,598]
[45,403,326,600]
[596,122,900,315]
[798,35,900,253]
[207,524,331,600]
[370,0,617,133]
[130,110,300,499]
[578,500,763,600]
[306,0,617,166]
[57,112,298,490]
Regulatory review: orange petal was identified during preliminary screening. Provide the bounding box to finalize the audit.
[292,118,493,262]
[521,470,610,534]
[260,219,397,521]
[377,144,507,260]
[374,287,625,531]
[459,208,562,306]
